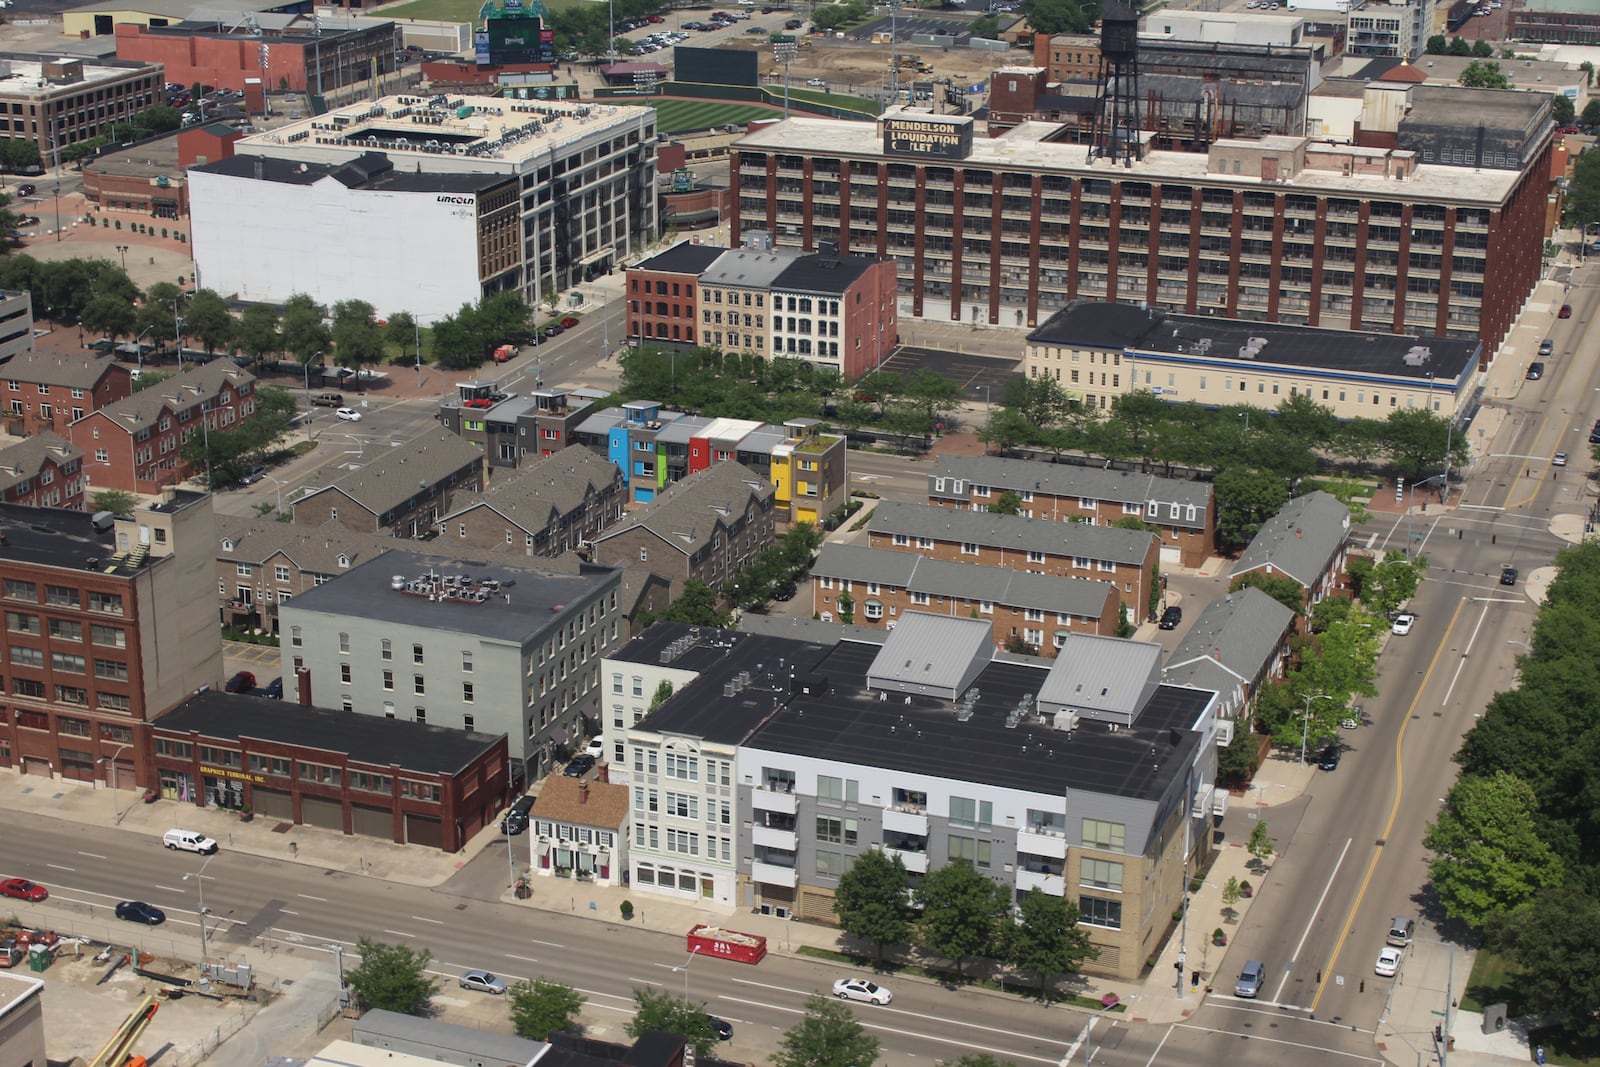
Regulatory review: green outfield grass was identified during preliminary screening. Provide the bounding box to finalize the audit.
[377,0,573,23]
[780,86,880,115]
[648,98,779,133]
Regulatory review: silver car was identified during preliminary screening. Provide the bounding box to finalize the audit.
[460,969,508,994]
[1235,959,1266,998]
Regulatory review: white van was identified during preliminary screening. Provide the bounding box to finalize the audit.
[163,829,219,855]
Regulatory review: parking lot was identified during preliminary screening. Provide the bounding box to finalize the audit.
[850,13,976,41]
[878,345,1023,400]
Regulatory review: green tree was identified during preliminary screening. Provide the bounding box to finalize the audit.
[90,489,137,515]
[331,298,387,380]
[184,289,235,354]
[1448,35,1474,55]
[773,992,880,1067]
[1471,37,1494,57]
[1005,889,1096,993]
[1004,632,1039,655]
[280,293,331,365]
[1347,550,1428,618]
[1214,468,1290,549]
[1221,876,1242,907]
[1217,725,1260,787]
[1487,886,1600,1042]
[1425,33,1448,53]
[1248,820,1274,863]
[1584,98,1600,127]
[80,294,136,341]
[834,849,912,962]
[179,383,299,483]
[1020,0,1097,35]
[641,578,732,629]
[969,13,1000,37]
[1554,94,1577,126]
[1566,142,1600,227]
[987,490,1023,515]
[1309,595,1354,634]
[916,860,1009,977]
[344,937,440,1015]
[625,987,720,1058]
[649,680,675,711]
[1115,602,1134,638]
[1459,60,1512,89]
[1229,570,1305,614]
[509,978,585,1040]
[385,310,419,359]
[836,589,855,625]
[234,304,281,366]
[1424,772,1565,928]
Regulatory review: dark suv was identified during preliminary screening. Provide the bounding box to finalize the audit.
[1158,605,1182,630]
[1318,744,1341,771]
[502,794,535,836]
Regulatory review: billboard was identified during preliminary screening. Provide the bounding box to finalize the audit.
[674,45,758,88]
[486,14,556,65]
[881,116,973,159]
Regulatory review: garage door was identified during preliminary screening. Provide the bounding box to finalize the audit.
[251,787,293,821]
[301,795,345,833]
[1160,545,1181,566]
[351,803,392,840]
[405,812,442,848]
[21,757,50,777]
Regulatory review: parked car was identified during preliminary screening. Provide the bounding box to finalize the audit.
[773,582,797,602]
[1340,707,1362,730]
[706,1015,734,1040]
[335,407,362,421]
[806,78,828,87]
[459,970,509,994]
[543,324,565,338]
[585,736,605,760]
[115,900,166,925]
[1590,419,1600,444]
[564,753,596,778]
[832,977,892,1004]
[560,316,580,328]
[1500,566,1518,586]
[0,878,47,902]
[225,670,256,693]
[1235,960,1266,997]
[240,464,268,485]
[1560,303,1573,318]
[1158,605,1182,630]
[1318,744,1341,771]
[1539,338,1554,356]
[502,794,535,835]
[262,676,284,699]
[1526,361,1545,381]
[163,829,219,854]
[1375,946,1403,977]
[1390,612,1415,636]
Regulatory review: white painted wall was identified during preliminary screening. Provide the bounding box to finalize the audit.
[190,171,482,323]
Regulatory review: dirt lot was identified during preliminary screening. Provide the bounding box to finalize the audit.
[721,36,989,94]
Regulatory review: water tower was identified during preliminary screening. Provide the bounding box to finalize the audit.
[1090,0,1143,166]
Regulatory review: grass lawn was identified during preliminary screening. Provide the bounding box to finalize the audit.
[1460,949,1526,1016]
[376,0,589,23]
[780,86,881,116]
[649,99,778,133]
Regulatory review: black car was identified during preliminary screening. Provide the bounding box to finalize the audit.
[1318,744,1341,771]
[564,754,596,778]
[1526,362,1545,381]
[706,1015,734,1041]
[1158,605,1182,630]
[773,582,797,602]
[115,900,166,925]
[262,676,284,699]
[502,794,535,835]
[543,324,565,338]
[15,183,34,197]
[1500,566,1518,586]
[1591,420,1600,445]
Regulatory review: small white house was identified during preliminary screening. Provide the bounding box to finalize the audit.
[527,776,630,886]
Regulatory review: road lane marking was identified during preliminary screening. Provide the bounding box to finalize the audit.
[45,864,74,872]
[413,916,445,925]
[852,1019,1062,1064]
[1142,1021,1177,1067]
[504,953,540,963]
[730,976,814,997]
[77,852,106,860]
[297,894,327,902]
[530,938,564,948]
[1173,1022,1384,1060]
[281,909,299,916]
[1441,600,1495,707]
[383,928,418,939]
[1309,594,1470,1013]
[155,885,184,894]
[1271,836,1352,1002]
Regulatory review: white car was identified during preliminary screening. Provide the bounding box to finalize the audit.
[584,736,605,760]
[1553,451,1568,467]
[459,969,508,994]
[1375,946,1403,977]
[806,78,828,87]
[832,977,892,1005]
[335,407,363,422]
[1391,613,1415,636]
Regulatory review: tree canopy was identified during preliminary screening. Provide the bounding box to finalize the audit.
[773,992,880,1067]
[509,979,585,1040]
[625,987,720,1058]
[915,860,1010,976]
[1424,771,1566,928]
[834,849,912,961]
[344,937,440,1015]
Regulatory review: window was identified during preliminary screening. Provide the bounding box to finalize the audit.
[88,592,123,615]
[1082,818,1126,851]
[51,652,85,673]
[9,645,41,667]
[665,828,699,855]
[664,752,699,781]
[948,796,992,829]
[816,815,858,845]
[1079,895,1123,929]
[45,584,75,607]
[339,663,351,684]
[289,626,302,648]
[948,835,991,867]
[1080,858,1124,892]
[381,638,392,660]
[413,643,424,664]
[6,612,37,634]
[463,682,475,703]
[414,675,425,695]
[1027,809,1065,834]
[94,658,128,681]
[4,579,36,601]
[462,651,473,673]
[816,775,857,805]
[382,670,393,690]
[155,739,192,759]
[665,792,698,819]
[338,632,350,654]
[815,849,844,876]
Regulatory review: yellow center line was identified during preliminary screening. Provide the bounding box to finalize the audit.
[1308,594,1471,1012]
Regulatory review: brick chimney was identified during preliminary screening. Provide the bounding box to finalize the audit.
[578,781,590,805]
[296,665,312,705]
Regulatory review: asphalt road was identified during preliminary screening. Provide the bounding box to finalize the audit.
[2,810,1082,1066]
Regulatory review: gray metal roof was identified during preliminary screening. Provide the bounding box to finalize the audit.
[352,1008,545,1067]
[865,612,993,700]
[869,500,1156,564]
[700,248,800,289]
[928,454,1212,528]
[1037,634,1163,726]
[0,433,80,492]
[590,461,772,557]
[1162,586,1294,717]
[1231,490,1349,588]
[814,542,1117,617]
[654,415,714,446]
[296,432,483,518]
[2,349,123,390]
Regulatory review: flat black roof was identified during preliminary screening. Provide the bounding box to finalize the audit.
[633,243,727,276]
[193,150,505,194]
[154,690,504,776]
[770,252,879,296]
[619,623,835,744]
[0,502,119,574]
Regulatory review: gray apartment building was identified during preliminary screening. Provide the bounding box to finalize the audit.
[278,548,623,788]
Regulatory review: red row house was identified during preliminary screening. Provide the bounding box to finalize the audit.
[1,350,134,439]
[625,243,725,346]
[0,434,86,510]
[67,362,256,495]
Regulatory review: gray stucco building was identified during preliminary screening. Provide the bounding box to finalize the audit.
[279,548,622,787]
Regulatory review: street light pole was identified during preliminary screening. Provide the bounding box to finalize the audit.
[674,945,700,1003]
[134,326,153,379]
[98,742,131,825]
[1300,692,1336,765]
[116,244,128,272]
[184,853,217,960]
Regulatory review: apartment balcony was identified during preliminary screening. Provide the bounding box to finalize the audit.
[882,807,928,836]
[883,846,929,873]
[752,860,799,888]
[1015,868,1065,895]
[752,825,798,850]
[1016,828,1067,859]
[751,787,797,815]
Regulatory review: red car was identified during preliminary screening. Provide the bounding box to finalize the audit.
[0,878,47,902]
[560,316,580,328]
[1559,304,1573,318]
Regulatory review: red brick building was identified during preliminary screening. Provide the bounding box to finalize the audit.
[149,689,508,851]
[0,434,87,510]
[626,242,725,346]
[113,16,400,95]
[1,349,133,439]
[81,125,242,220]
[67,362,256,495]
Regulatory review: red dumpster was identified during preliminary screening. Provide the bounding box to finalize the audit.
[686,924,767,965]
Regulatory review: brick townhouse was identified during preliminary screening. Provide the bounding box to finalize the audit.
[1,349,133,439]
[588,462,776,600]
[67,362,257,495]
[0,434,86,510]
[437,448,625,557]
[926,455,1216,568]
[292,432,485,538]
[810,542,1121,649]
[867,500,1159,618]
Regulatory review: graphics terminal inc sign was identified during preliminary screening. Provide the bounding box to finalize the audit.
[882,117,973,160]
